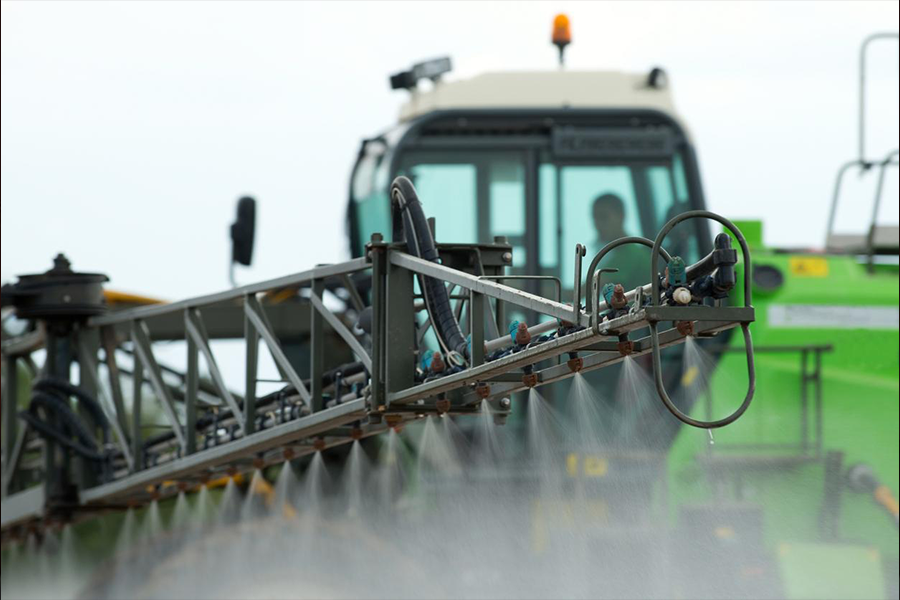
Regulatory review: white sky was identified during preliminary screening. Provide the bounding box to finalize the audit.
[2,1,898,302]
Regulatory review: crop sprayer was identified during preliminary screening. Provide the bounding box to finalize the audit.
[0,176,755,539]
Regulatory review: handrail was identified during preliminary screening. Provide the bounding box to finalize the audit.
[583,236,672,313]
[858,32,899,163]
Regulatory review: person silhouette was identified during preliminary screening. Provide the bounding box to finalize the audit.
[591,193,645,290]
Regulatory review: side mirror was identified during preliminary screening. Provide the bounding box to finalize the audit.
[229,196,256,286]
[231,196,256,266]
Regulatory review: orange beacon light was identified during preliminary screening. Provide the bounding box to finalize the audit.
[552,14,571,66]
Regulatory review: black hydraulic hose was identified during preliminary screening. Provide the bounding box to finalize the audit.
[19,410,107,461]
[390,176,469,359]
[28,391,102,452]
[321,361,366,387]
[22,380,113,466]
[35,377,111,438]
[139,361,369,450]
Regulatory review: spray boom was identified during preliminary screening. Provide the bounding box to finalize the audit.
[1,179,756,535]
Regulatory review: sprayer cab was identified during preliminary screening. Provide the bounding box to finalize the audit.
[349,32,709,309]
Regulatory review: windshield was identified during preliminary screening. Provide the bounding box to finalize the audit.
[352,148,701,291]
[540,157,699,289]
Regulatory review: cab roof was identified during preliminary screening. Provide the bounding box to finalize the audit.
[398,70,679,123]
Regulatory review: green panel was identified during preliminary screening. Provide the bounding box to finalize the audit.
[732,219,764,250]
[668,246,899,591]
[778,543,885,600]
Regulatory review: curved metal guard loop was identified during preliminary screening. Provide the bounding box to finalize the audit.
[649,210,756,429]
[584,237,672,313]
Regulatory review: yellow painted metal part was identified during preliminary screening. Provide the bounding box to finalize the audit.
[103,289,165,307]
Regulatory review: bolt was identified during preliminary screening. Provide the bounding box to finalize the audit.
[499,397,512,410]
[515,322,531,346]
[610,284,628,310]
[502,251,513,263]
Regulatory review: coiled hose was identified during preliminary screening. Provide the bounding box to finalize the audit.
[20,377,111,463]
[390,176,469,362]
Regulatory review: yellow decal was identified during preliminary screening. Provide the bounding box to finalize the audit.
[584,456,608,477]
[565,453,608,477]
[789,257,828,277]
[566,453,579,477]
[714,525,735,539]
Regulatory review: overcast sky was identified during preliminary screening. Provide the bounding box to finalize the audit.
[2,1,898,301]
